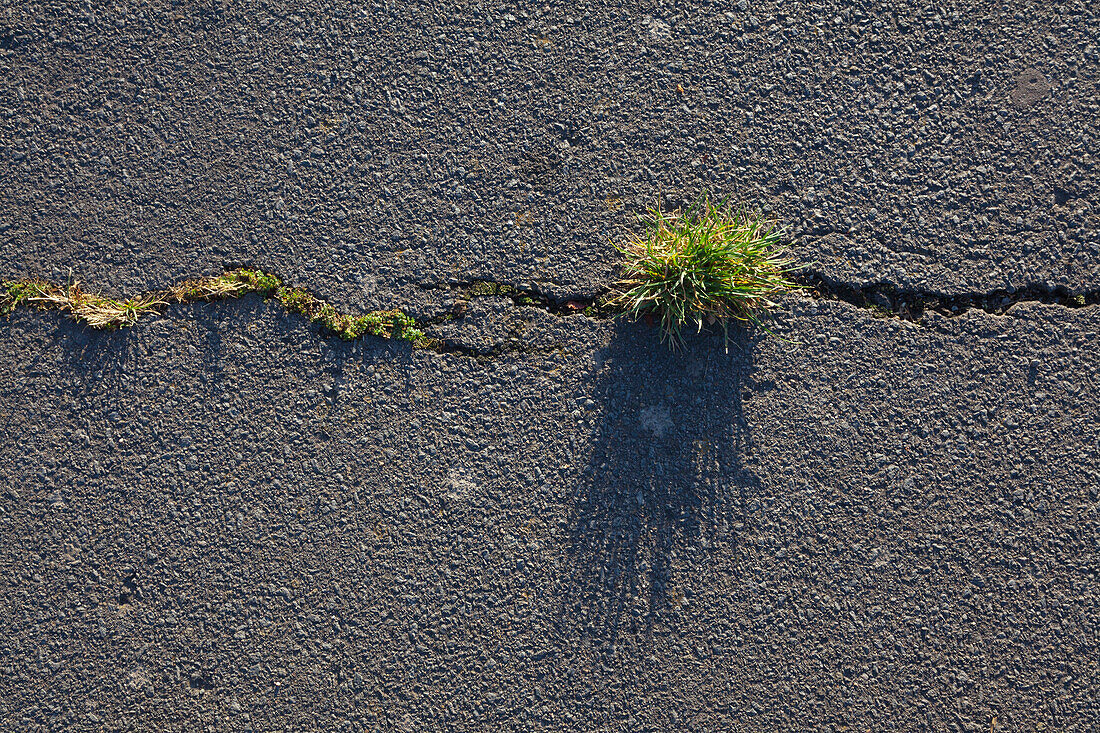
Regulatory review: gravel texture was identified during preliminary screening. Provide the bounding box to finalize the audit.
[2,297,1098,730]
[2,1,1098,307]
[3,0,1100,729]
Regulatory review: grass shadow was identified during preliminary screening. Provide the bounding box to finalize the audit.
[564,321,762,644]
[53,313,143,403]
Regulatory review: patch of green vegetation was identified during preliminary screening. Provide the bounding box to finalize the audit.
[347,310,422,343]
[0,268,423,343]
[468,281,515,297]
[274,285,314,312]
[268,284,421,342]
[609,193,797,347]
[1,279,50,315]
[229,268,282,294]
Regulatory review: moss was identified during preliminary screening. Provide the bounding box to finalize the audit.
[0,268,422,343]
[867,304,894,319]
[1,280,50,314]
[414,335,443,350]
[468,281,515,298]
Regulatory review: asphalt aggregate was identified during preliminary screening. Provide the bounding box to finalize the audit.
[1,297,1098,730]
[3,0,1100,731]
[1,1,1098,306]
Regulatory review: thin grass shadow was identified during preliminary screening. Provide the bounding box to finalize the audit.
[54,314,142,403]
[564,321,762,644]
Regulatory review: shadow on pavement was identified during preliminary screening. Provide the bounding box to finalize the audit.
[54,316,140,401]
[565,321,762,643]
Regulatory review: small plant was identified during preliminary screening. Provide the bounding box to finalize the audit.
[467,281,515,298]
[0,268,423,342]
[1,280,51,315]
[1,278,166,329]
[609,193,797,347]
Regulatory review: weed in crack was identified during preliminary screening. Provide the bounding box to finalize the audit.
[0,269,423,342]
[607,193,799,348]
[2,279,167,329]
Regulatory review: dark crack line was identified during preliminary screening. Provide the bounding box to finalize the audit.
[4,268,1098,364]
[418,273,1099,326]
[415,279,612,318]
[791,271,1099,322]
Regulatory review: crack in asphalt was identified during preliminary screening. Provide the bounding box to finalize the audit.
[422,273,1100,327]
[790,272,1100,322]
[415,279,610,318]
[2,269,1097,361]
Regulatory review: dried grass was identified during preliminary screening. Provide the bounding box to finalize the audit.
[1,269,423,342]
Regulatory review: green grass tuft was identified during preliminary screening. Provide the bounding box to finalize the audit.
[609,193,798,347]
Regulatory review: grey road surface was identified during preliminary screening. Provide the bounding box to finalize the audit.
[2,297,1097,730]
[1,1,1098,307]
[2,0,1099,730]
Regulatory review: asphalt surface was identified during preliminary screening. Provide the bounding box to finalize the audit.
[2,297,1098,730]
[3,0,1100,730]
[2,1,1098,307]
